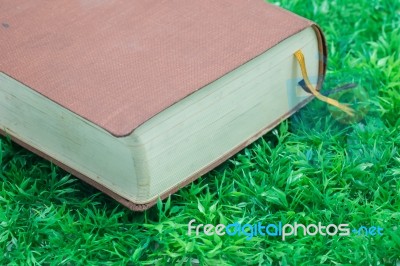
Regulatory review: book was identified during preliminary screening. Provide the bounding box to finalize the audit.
[0,1,327,210]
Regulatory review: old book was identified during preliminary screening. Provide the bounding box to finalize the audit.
[0,1,326,210]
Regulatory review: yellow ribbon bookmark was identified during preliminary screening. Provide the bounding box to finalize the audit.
[294,50,355,116]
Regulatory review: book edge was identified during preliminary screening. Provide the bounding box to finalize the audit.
[0,95,312,211]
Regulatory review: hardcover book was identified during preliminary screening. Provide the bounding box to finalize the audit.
[0,0,327,210]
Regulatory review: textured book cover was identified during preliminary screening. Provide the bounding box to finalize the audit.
[0,0,327,210]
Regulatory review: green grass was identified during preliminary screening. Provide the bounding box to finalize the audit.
[1,0,399,265]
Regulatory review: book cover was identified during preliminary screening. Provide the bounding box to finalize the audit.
[0,0,327,210]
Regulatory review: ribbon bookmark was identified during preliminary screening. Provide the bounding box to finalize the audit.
[293,50,355,116]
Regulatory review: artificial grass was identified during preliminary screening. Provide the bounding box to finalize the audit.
[0,0,399,265]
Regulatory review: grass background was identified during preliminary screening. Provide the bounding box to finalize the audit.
[1,0,399,265]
